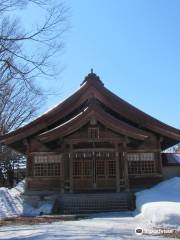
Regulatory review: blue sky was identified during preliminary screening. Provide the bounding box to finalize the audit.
[25,1,180,128]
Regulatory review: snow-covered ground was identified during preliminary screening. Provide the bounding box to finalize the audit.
[0,178,179,239]
[0,181,52,219]
[0,212,175,240]
[136,177,180,228]
[0,181,25,219]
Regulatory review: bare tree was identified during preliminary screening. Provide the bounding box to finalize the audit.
[0,0,68,187]
[0,74,42,187]
[0,0,68,93]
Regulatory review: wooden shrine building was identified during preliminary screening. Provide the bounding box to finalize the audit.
[0,71,180,212]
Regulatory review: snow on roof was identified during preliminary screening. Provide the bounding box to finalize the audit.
[39,107,89,136]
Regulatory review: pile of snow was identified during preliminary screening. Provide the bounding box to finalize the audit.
[174,154,180,163]
[0,180,53,219]
[165,153,180,164]
[136,177,180,228]
[1,177,180,229]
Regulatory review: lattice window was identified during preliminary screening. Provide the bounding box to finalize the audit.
[127,153,139,161]
[72,151,116,179]
[83,160,92,177]
[73,161,82,177]
[74,152,93,159]
[95,151,115,160]
[88,127,99,139]
[127,152,154,161]
[127,152,156,175]
[96,160,105,177]
[107,160,116,177]
[73,160,92,178]
[33,154,61,177]
[73,152,93,178]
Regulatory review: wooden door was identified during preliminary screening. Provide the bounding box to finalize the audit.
[72,151,94,191]
[95,151,116,190]
[72,150,117,192]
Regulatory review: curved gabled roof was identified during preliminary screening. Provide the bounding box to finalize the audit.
[0,80,90,144]
[0,71,180,151]
[38,103,149,143]
[93,81,180,141]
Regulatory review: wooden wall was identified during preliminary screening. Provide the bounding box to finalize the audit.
[25,123,163,192]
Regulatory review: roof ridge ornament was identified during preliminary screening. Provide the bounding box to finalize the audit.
[80,69,104,86]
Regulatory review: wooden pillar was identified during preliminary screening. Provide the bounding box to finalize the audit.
[69,144,73,193]
[123,140,129,191]
[23,139,32,191]
[157,137,163,174]
[59,152,64,193]
[60,143,66,193]
[23,139,31,177]
[115,143,120,192]
[62,151,69,192]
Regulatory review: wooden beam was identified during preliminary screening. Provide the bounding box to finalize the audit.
[127,149,162,153]
[67,137,123,144]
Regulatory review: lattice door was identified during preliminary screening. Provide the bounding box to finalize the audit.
[95,151,116,190]
[72,150,116,191]
[72,152,94,191]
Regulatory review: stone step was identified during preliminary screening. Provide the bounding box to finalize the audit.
[52,192,135,214]
[61,193,131,199]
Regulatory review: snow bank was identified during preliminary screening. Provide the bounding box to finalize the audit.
[1,177,180,229]
[0,181,53,219]
[22,202,53,217]
[136,177,180,228]
[174,154,180,163]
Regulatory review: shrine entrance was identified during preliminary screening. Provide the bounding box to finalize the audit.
[72,149,119,192]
